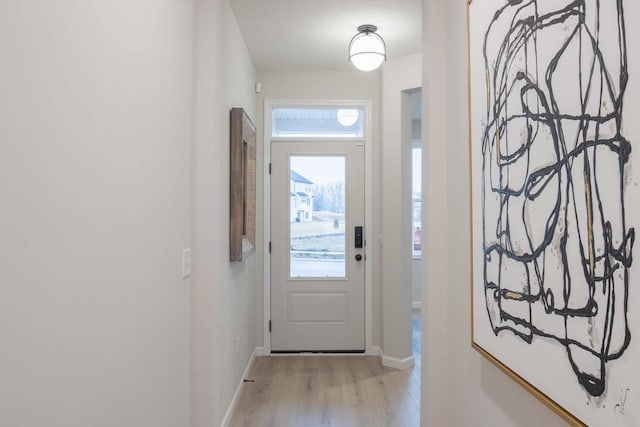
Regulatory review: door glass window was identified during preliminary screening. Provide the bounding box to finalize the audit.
[289,156,346,278]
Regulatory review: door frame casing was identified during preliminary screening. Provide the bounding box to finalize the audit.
[263,99,374,355]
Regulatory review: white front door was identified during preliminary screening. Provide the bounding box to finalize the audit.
[270,140,365,352]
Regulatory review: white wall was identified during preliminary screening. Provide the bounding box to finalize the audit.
[0,2,193,427]
[380,54,422,361]
[191,0,257,426]
[255,70,380,347]
[421,0,571,425]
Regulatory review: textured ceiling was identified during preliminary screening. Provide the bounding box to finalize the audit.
[229,0,422,71]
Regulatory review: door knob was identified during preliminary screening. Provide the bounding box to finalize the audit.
[355,254,363,261]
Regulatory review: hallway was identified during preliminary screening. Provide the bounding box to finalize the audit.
[228,311,421,427]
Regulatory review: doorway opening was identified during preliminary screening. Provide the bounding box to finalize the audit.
[263,101,373,355]
[407,88,422,366]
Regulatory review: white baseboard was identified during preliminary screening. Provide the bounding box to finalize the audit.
[381,353,415,370]
[220,347,257,427]
[255,346,265,356]
[412,301,422,310]
[372,345,415,370]
[370,346,382,356]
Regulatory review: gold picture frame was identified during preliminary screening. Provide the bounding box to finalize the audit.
[230,107,257,262]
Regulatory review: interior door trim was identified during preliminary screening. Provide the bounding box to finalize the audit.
[263,99,374,356]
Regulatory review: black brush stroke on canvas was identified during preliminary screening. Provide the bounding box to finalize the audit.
[480,0,634,397]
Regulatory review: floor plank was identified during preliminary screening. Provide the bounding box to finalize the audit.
[229,311,421,427]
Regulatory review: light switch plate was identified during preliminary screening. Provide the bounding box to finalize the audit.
[182,248,192,279]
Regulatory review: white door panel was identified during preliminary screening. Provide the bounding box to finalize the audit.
[271,141,365,352]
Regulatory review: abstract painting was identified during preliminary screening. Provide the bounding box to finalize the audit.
[468,1,639,425]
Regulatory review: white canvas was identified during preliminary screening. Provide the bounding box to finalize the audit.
[469,1,639,425]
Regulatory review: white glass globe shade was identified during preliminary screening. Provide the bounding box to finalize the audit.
[336,109,360,127]
[349,32,386,71]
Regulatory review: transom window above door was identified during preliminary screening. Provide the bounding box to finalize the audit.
[272,107,365,138]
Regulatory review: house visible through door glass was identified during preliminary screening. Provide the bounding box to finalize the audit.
[289,156,346,278]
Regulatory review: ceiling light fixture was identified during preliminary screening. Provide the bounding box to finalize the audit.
[348,24,387,72]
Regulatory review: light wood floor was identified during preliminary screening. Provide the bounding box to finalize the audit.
[228,311,421,427]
